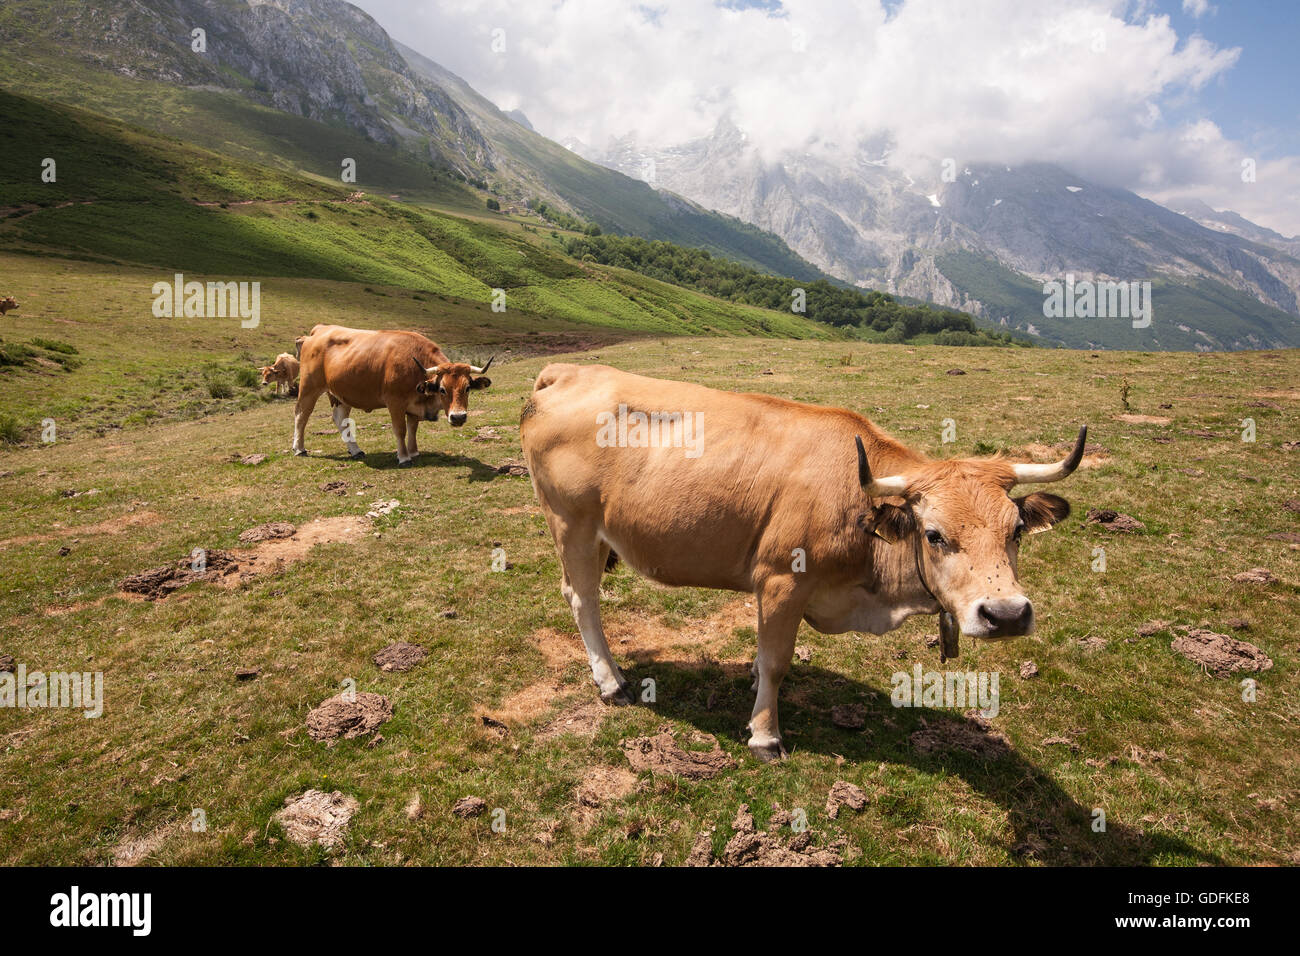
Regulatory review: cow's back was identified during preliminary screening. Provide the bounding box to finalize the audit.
[521,363,870,590]
[299,327,446,411]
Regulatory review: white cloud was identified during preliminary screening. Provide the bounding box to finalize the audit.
[1181,0,1213,18]
[360,0,1299,235]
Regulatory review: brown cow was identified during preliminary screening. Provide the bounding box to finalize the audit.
[258,353,300,395]
[292,324,491,465]
[0,297,17,316]
[520,363,1085,761]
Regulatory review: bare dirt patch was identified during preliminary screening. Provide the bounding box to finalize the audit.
[1019,441,1111,469]
[607,600,755,664]
[576,766,640,810]
[910,712,1012,759]
[1171,628,1273,678]
[274,790,358,848]
[1115,414,1171,426]
[535,698,607,741]
[119,516,371,599]
[112,820,181,866]
[0,510,163,548]
[305,692,393,744]
[621,729,734,779]
[372,642,426,673]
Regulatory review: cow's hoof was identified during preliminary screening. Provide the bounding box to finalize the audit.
[747,738,788,763]
[599,683,635,706]
[350,450,366,459]
[397,459,414,469]
[293,449,307,457]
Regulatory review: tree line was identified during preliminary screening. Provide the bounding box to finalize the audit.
[561,234,1028,346]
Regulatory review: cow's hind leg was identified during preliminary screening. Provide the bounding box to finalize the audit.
[747,574,807,762]
[292,388,323,456]
[553,521,629,704]
[405,414,420,460]
[331,401,364,458]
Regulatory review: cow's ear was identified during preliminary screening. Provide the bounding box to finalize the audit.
[470,376,492,390]
[1015,492,1070,534]
[859,502,914,543]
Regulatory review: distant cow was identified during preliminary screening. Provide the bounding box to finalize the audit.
[293,324,492,466]
[258,353,300,395]
[294,335,306,359]
[520,363,1085,761]
[0,297,17,316]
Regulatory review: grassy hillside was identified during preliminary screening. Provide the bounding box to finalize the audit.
[0,5,835,280]
[936,248,1300,350]
[0,335,1295,865]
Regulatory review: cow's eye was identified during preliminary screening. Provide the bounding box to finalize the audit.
[925,529,945,548]
[438,385,447,395]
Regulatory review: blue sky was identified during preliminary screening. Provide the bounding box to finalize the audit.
[1156,0,1300,160]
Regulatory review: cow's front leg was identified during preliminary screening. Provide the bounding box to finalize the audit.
[332,402,364,458]
[405,413,420,459]
[389,405,413,467]
[292,388,322,456]
[747,574,807,762]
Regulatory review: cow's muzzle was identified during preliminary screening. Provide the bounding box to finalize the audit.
[974,598,1034,638]
[448,412,468,427]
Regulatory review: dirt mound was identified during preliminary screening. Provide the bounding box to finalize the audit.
[692,804,842,867]
[910,712,1012,759]
[825,781,869,820]
[1136,619,1172,637]
[120,549,240,598]
[372,642,426,672]
[238,522,296,544]
[274,790,358,848]
[320,480,348,495]
[452,796,488,818]
[1085,508,1145,532]
[1231,567,1274,584]
[831,703,867,729]
[306,692,393,743]
[621,729,734,779]
[1171,629,1273,678]
[536,698,607,741]
[495,459,530,477]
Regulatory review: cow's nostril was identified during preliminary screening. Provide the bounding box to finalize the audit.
[979,599,1032,630]
[449,413,467,426]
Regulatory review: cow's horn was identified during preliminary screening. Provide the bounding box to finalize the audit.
[1011,425,1088,484]
[469,355,494,375]
[856,435,909,497]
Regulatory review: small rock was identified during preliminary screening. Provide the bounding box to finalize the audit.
[794,645,812,663]
[1019,661,1039,680]
[234,667,260,682]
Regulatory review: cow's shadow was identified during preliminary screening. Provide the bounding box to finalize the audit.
[621,657,1218,866]
[318,449,502,481]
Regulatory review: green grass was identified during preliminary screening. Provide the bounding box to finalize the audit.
[0,331,1295,865]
